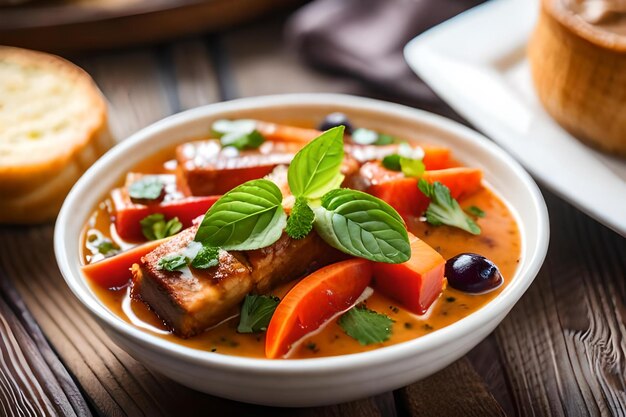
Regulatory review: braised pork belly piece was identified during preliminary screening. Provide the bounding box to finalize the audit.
[131,226,344,338]
[176,140,302,196]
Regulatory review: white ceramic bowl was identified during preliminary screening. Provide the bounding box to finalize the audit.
[55,94,549,407]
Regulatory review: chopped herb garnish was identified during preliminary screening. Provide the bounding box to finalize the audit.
[194,125,410,265]
[211,119,265,150]
[446,296,456,303]
[157,254,187,271]
[381,144,425,178]
[97,240,119,256]
[286,196,315,239]
[220,130,265,150]
[468,205,486,218]
[382,154,401,171]
[140,213,183,241]
[376,133,394,145]
[128,177,164,201]
[418,179,481,235]
[237,294,280,333]
[338,306,393,345]
[190,246,220,269]
[423,324,434,331]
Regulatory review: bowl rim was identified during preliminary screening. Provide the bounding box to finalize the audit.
[54,93,549,374]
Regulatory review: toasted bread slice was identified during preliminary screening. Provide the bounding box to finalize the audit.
[0,46,114,223]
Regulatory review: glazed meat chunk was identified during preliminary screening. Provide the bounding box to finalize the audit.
[131,226,344,338]
[176,140,302,196]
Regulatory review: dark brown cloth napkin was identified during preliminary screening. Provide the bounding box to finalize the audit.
[286,0,485,104]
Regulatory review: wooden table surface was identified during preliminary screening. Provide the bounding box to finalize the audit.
[1,13,625,417]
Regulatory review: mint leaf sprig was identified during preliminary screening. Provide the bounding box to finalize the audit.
[194,126,411,264]
[338,306,393,345]
[381,143,425,178]
[237,294,280,333]
[418,179,481,235]
[140,213,182,241]
[211,119,265,150]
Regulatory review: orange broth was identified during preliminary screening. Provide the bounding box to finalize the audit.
[82,137,521,359]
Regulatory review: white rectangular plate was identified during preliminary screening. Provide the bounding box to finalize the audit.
[404,0,626,236]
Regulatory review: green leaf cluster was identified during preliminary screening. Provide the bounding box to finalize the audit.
[418,179,481,235]
[128,177,164,201]
[195,179,286,250]
[313,189,410,263]
[338,306,393,345]
[140,214,183,241]
[194,125,410,264]
[381,143,425,178]
[285,196,315,239]
[237,294,280,333]
[211,119,265,150]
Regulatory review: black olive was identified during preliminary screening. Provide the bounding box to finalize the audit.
[319,112,353,134]
[445,253,503,293]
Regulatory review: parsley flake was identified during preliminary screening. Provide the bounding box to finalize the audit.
[211,119,265,150]
[97,241,119,256]
[286,196,315,239]
[140,213,183,241]
[418,179,481,235]
[237,294,280,333]
[128,177,164,201]
[338,306,393,345]
[468,206,486,218]
[157,254,187,271]
[191,246,220,269]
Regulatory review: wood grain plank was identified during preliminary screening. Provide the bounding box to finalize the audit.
[396,357,506,417]
[169,39,221,109]
[0,270,92,417]
[494,191,626,417]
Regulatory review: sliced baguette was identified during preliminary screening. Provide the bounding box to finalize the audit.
[0,46,114,223]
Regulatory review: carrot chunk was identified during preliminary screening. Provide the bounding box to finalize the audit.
[362,162,483,216]
[255,121,322,143]
[372,232,445,315]
[82,238,167,289]
[265,259,373,359]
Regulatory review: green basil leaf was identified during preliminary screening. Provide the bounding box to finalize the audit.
[237,294,280,333]
[338,306,393,345]
[288,126,345,199]
[285,196,315,240]
[418,179,481,235]
[191,245,220,269]
[313,189,410,263]
[157,254,187,272]
[128,177,164,201]
[194,179,287,250]
[140,214,182,241]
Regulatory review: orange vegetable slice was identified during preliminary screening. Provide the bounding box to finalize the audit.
[373,232,445,315]
[265,259,373,359]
